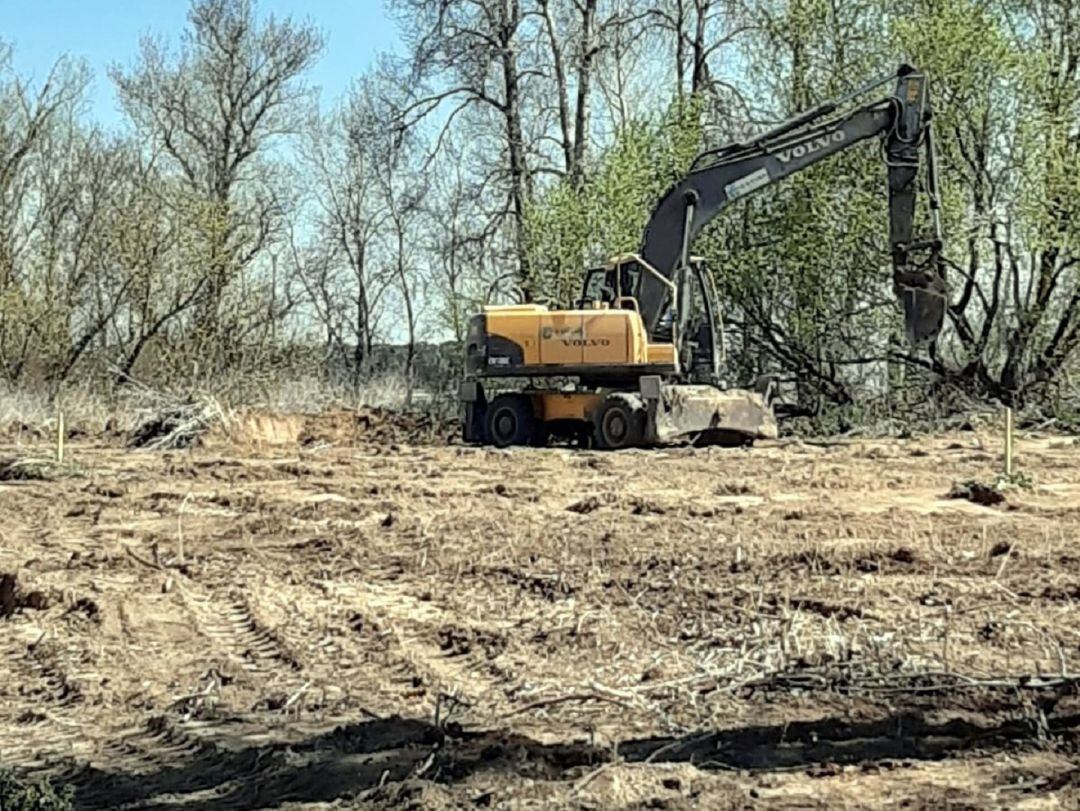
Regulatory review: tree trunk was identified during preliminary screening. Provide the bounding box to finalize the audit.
[397,229,416,407]
[541,0,575,179]
[690,0,709,94]
[499,0,532,296]
[570,0,597,189]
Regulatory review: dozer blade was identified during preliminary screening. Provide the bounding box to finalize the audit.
[653,385,778,446]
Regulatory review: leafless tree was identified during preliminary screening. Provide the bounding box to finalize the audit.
[392,0,540,294]
[110,0,323,362]
[0,46,89,383]
[295,86,394,390]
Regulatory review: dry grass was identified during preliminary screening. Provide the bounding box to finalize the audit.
[1,429,1079,809]
[0,374,423,446]
[251,373,416,413]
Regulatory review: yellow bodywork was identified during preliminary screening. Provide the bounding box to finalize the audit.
[483,303,675,367]
[531,391,603,421]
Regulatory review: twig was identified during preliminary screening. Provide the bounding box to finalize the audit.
[126,546,164,571]
[283,680,312,712]
[504,692,635,718]
[645,730,715,763]
[571,761,614,796]
[410,749,438,780]
[177,491,192,566]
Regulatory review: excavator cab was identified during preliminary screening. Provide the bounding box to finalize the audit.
[579,254,723,383]
[579,259,643,310]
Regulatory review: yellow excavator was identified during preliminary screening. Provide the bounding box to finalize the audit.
[460,65,947,449]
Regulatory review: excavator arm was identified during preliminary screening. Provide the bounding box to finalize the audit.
[634,65,947,347]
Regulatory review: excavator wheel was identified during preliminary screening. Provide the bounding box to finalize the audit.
[485,394,539,448]
[594,394,646,450]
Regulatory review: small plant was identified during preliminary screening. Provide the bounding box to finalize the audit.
[0,768,74,811]
[995,470,1034,490]
[947,469,1035,507]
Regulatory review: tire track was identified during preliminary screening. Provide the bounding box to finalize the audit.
[183,590,302,675]
[63,713,436,811]
[0,636,87,769]
[96,716,204,770]
[317,580,517,716]
[65,716,237,810]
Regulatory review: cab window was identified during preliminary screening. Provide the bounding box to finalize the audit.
[581,268,612,302]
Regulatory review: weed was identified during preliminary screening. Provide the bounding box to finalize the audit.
[0,769,74,811]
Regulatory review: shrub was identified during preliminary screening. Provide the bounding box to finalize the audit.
[0,768,74,811]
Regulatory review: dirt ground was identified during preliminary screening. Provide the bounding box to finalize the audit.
[2,412,1080,809]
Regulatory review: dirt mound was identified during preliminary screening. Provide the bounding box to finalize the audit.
[298,407,456,447]
[204,407,456,450]
[203,411,305,449]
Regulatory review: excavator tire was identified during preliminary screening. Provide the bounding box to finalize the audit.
[594,394,647,450]
[485,394,538,448]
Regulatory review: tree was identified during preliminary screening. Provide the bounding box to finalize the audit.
[894,0,1080,407]
[524,97,704,305]
[392,0,540,294]
[703,0,908,415]
[538,0,647,187]
[0,46,89,383]
[296,98,390,390]
[365,89,425,405]
[111,0,323,365]
[422,137,496,342]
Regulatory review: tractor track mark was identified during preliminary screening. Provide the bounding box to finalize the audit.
[184,591,302,675]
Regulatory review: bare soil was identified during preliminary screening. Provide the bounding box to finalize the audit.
[2,417,1080,809]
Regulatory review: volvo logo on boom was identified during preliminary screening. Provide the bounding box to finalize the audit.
[776,130,845,163]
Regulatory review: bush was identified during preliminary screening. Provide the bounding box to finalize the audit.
[0,769,74,811]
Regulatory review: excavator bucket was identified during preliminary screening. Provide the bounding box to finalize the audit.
[895,260,947,346]
[651,385,778,445]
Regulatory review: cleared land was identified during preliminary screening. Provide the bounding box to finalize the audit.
[2,413,1080,809]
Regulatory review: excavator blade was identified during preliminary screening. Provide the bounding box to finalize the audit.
[652,385,778,445]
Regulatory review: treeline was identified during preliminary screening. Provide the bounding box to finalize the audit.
[1,0,1078,423]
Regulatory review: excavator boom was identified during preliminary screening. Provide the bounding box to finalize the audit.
[635,65,946,346]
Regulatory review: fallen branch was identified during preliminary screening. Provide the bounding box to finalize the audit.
[503,691,635,718]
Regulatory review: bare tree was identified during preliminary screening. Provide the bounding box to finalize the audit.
[392,0,540,295]
[646,0,748,107]
[539,0,649,186]
[0,46,89,383]
[296,86,394,390]
[110,0,323,361]
[365,91,425,405]
[423,137,500,342]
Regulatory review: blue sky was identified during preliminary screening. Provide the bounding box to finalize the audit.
[4,0,399,128]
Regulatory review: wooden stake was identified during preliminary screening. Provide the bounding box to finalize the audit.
[56,409,65,465]
[177,491,192,566]
[1004,406,1014,478]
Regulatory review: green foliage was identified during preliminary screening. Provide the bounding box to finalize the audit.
[996,470,1034,491]
[0,769,74,811]
[702,0,906,404]
[524,97,704,305]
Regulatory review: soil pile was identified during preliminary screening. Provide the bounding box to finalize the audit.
[200,406,456,451]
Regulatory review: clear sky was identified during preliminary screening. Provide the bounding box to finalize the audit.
[4,0,399,129]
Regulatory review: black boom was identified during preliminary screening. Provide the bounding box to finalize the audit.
[633,64,947,347]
